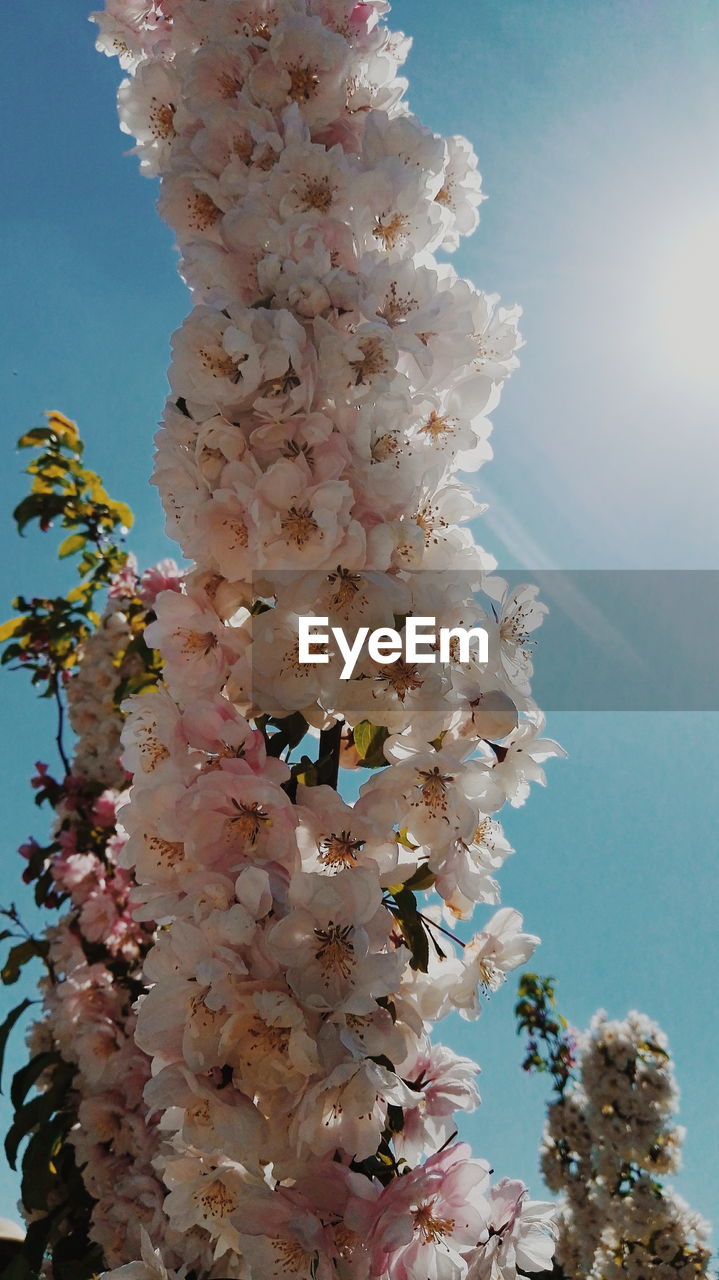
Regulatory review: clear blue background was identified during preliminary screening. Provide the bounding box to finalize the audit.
[1,0,717,1238]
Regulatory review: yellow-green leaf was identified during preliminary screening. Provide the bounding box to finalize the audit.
[353,720,390,769]
[58,534,87,559]
[85,475,109,503]
[45,410,79,445]
[17,427,55,449]
[0,616,26,643]
[107,500,134,529]
[38,463,68,481]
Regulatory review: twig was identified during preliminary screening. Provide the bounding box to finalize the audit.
[53,679,71,777]
[417,910,466,949]
[317,720,343,789]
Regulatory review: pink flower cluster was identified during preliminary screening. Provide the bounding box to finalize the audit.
[22,562,188,1269]
[91,2,560,1277]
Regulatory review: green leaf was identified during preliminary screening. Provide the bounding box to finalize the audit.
[57,534,87,560]
[52,1229,105,1280]
[1,940,41,986]
[16,426,56,448]
[375,995,397,1023]
[266,712,308,758]
[353,721,389,769]
[1,642,26,665]
[368,1053,396,1073]
[392,888,429,973]
[6,1060,74,1169]
[12,494,45,534]
[13,493,67,534]
[292,756,318,786]
[385,1102,405,1134]
[20,1210,60,1273]
[114,668,161,703]
[0,998,33,1093]
[10,1051,61,1111]
[34,867,56,908]
[0,1252,34,1280]
[401,864,436,893]
[20,1110,73,1210]
[5,1093,56,1171]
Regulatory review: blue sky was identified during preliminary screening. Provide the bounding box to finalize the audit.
[1,0,717,1234]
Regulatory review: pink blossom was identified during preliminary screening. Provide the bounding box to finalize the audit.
[349,1143,492,1280]
[108,559,139,598]
[52,852,103,903]
[140,559,182,606]
[93,789,120,828]
[80,889,121,942]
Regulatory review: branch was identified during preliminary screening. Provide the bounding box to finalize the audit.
[317,720,343,789]
[417,910,466,949]
[52,680,71,778]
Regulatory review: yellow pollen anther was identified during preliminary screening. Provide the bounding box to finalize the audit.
[149,97,176,140]
[416,766,454,813]
[378,282,416,325]
[379,659,424,701]
[349,336,389,385]
[300,176,334,212]
[217,71,242,99]
[188,191,222,230]
[319,830,365,870]
[281,504,320,548]
[270,1237,314,1274]
[136,724,170,772]
[411,1200,455,1244]
[198,346,239,379]
[286,62,321,102]
[373,212,410,250]
[419,410,455,443]
[221,516,249,550]
[314,922,355,980]
[146,835,184,867]
[327,566,361,608]
[198,1179,235,1219]
[229,799,271,845]
[178,629,218,657]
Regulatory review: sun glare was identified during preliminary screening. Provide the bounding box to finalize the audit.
[652,212,719,390]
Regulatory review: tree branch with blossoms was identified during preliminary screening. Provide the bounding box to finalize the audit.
[517,977,714,1280]
[84,3,564,1278]
[0,419,183,1280]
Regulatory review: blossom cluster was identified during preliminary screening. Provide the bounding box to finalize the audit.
[21,560,185,1270]
[92,1,560,1277]
[64,560,175,788]
[540,1011,712,1280]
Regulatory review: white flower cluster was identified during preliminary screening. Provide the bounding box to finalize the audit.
[65,557,181,787]
[66,598,135,789]
[92,2,560,1277]
[541,1011,712,1280]
[25,563,185,1269]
